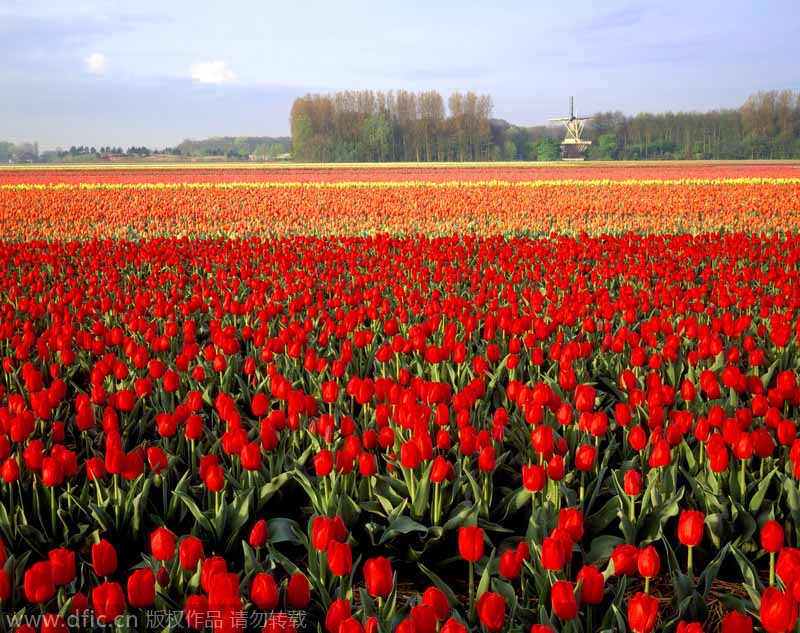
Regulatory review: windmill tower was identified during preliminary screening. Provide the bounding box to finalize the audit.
[549,97,592,160]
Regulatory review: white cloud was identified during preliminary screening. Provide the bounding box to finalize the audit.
[189,60,236,84]
[85,52,107,75]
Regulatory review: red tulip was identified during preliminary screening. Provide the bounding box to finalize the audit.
[611,544,640,576]
[441,618,467,633]
[24,561,55,603]
[541,536,566,570]
[721,611,752,633]
[499,549,522,579]
[522,464,546,492]
[200,556,228,594]
[185,594,209,630]
[458,526,484,562]
[40,614,68,633]
[550,580,577,620]
[363,556,393,598]
[628,592,659,633]
[179,536,204,571]
[327,540,353,576]
[638,546,660,578]
[410,604,437,633]
[249,519,270,548]
[251,573,279,610]
[127,568,155,608]
[325,599,351,633]
[477,592,506,631]
[558,508,584,542]
[48,548,76,586]
[677,510,705,547]
[286,573,311,608]
[422,586,450,621]
[761,587,798,633]
[314,450,334,477]
[624,470,642,496]
[761,520,784,553]
[150,527,176,561]
[92,581,126,623]
[574,444,596,471]
[0,569,10,601]
[576,564,604,604]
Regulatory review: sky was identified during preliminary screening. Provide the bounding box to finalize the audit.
[1,0,799,150]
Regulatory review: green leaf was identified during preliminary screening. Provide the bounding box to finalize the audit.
[586,535,623,565]
[173,492,214,535]
[257,472,292,509]
[587,495,622,532]
[476,549,495,598]
[701,543,729,598]
[379,516,428,544]
[749,468,777,513]
[267,518,303,545]
[418,563,460,607]
[731,545,764,593]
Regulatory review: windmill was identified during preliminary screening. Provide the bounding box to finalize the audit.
[549,97,592,160]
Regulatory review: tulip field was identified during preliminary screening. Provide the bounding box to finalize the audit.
[1,163,800,633]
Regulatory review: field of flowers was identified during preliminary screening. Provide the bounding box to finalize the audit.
[0,164,799,632]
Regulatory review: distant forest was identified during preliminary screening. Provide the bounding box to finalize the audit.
[4,90,799,163]
[290,89,800,161]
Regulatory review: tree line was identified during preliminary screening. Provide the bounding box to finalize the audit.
[290,89,800,161]
[290,91,495,162]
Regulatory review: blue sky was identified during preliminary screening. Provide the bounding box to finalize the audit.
[1,0,798,149]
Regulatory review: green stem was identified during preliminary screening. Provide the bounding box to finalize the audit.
[469,561,475,624]
[113,475,120,527]
[687,546,694,580]
[644,576,650,594]
[50,485,57,537]
[770,551,776,587]
[740,460,747,505]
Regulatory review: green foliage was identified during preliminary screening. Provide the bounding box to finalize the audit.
[534,138,560,161]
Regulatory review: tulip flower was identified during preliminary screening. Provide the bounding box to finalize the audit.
[721,611,752,633]
[761,520,784,586]
[92,581,126,623]
[249,519,270,549]
[286,573,311,608]
[576,564,604,604]
[127,568,155,608]
[628,592,659,633]
[760,587,798,633]
[47,548,76,586]
[422,587,450,622]
[459,525,484,622]
[677,510,705,577]
[476,591,506,631]
[251,573,279,610]
[327,540,353,577]
[92,539,118,578]
[637,546,660,592]
[150,526,176,561]
[363,556,393,598]
[550,580,577,620]
[179,536,204,572]
[24,561,55,603]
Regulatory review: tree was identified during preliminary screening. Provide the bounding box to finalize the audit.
[596,134,618,159]
[535,139,560,161]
